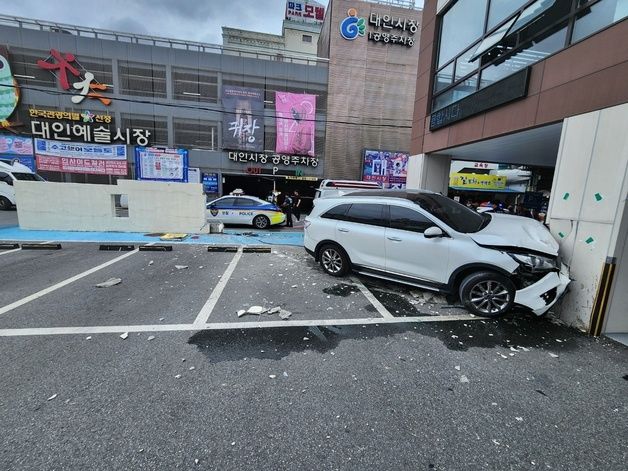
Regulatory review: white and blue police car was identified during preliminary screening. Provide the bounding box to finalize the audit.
[207,194,286,229]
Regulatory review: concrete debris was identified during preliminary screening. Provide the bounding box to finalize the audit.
[47,394,58,401]
[175,374,182,379]
[148,260,154,266]
[269,375,277,379]
[237,309,247,317]
[85,336,92,340]
[195,459,199,465]
[283,371,288,377]
[549,353,559,358]
[147,335,155,341]
[189,366,195,371]
[515,417,523,422]
[303,337,310,341]
[120,332,129,340]
[460,375,470,383]
[175,265,188,270]
[268,307,281,314]
[95,277,122,288]
[279,310,292,319]
[291,284,298,288]
[247,306,266,315]
[454,365,461,371]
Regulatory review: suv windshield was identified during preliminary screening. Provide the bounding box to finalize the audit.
[12,172,45,182]
[413,193,489,233]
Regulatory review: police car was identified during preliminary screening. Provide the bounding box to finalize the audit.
[207,194,286,229]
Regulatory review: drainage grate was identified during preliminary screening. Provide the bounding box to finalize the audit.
[99,244,135,251]
[21,243,62,250]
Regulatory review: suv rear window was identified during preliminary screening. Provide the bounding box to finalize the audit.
[321,204,350,220]
[344,204,386,226]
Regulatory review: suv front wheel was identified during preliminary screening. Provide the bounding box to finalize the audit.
[459,271,515,318]
[318,244,350,277]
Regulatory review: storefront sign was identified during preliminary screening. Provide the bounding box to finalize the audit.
[30,120,150,146]
[362,149,408,189]
[340,8,417,47]
[29,108,112,124]
[134,147,188,182]
[449,173,507,190]
[222,86,264,152]
[187,167,201,183]
[286,1,325,24]
[0,134,32,155]
[228,151,318,167]
[0,46,20,128]
[275,92,316,157]
[37,49,111,105]
[34,138,127,176]
[430,68,530,131]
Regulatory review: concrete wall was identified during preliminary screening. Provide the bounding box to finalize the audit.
[406,153,450,194]
[15,180,209,234]
[548,102,628,329]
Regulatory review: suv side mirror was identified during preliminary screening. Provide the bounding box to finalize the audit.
[424,226,444,239]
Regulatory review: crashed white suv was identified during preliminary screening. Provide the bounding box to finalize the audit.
[304,190,570,317]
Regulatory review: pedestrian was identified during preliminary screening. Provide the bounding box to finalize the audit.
[282,193,294,227]
[292,190,302,221]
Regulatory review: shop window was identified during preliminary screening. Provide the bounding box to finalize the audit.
[437,0,488,67]
[120,114,168,146]
[434,62,454,93]
[118,61,167,98]
[172,67,218,103]
[433,74,478,111]
[487,0,528,30]
[572,0,628,43]
[173,118,217,150]
[455,44,480,80]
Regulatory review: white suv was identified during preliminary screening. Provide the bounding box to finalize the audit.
[304,190,570,317]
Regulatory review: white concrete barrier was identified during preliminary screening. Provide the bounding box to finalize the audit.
[14,180,209,234]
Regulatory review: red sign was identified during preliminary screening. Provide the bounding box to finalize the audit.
[35,155,127,176]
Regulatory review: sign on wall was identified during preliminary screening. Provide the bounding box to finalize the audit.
[449,173,507,191]
[202,173,219,194]
[362,149,408,189]
[34,138,128,176]
[222,86,264,152]
[340,8,417,47]
[286,0,325,24]
[37,49,112,106]
[134,147,188,182]
[0,46,20,128]
[275,92,316,157]
[0,134,35,170]
[228,151,318,168]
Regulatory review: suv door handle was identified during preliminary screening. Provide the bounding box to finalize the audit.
[387,236,402,242]
[338,227,349,233]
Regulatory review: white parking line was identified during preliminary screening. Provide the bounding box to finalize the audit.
[193,247,243,325]
[351,276,394,319]
[0,314,484,337]
[0,248,139,316]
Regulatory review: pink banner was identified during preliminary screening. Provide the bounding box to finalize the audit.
[275,92,316,157]
[36,155,128,175]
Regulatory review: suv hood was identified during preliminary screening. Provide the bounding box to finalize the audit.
[469,213,559,256]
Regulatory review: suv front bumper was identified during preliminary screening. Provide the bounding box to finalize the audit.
[513,263,571,315]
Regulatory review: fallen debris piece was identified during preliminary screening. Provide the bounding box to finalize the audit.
[247,306,266,315]
[147,335,155,341]
[175,374,182,379]
[283,371,288,377]
[175,265,189,270]
[454,365,461,371]
[85,336,92,340]
[291,285,298,288]
[95,277,122,288]
[195,459,199,465]
[267,307,281,314]
[279,309,292,320]
[515,417,523,422]
[189,366,195,371]
[47,394,57,401]
[460,375,470,383]
[269,375,277,379]
[148,260,154,266]
[237,309,247,317]
[120,332,129,340]
[548,353,559,358]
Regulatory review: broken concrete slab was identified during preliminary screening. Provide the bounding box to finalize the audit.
[95,277,122,288]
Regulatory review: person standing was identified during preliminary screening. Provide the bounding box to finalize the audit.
[282,193,294,227]
[292,190,301,221]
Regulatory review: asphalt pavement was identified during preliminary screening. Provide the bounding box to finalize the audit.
[0,242,626,470]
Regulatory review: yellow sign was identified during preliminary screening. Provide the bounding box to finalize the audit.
[449,173,507,190]
[28,108,113,124]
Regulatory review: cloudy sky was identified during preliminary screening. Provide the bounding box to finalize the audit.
[1,0,423,45]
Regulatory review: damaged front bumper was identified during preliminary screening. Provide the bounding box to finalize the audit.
[513,263,571,316]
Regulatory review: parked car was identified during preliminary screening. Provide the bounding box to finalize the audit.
[0,160,45,210]
[314,179,381,201]
[304,190,570,317]
[206,194,286,229]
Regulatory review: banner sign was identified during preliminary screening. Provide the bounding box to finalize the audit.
[34,138,128,175]
[362,149,408,189]
[222,86,264,152]
[449,173,507,190]
[286,1,325,24]
[202,173,219,194]
[0,156,36,171]
[0,135,33,156]
[275,92,316,157]
[228,151,318,167]
[0,45,21,128]
[134,147,188,182]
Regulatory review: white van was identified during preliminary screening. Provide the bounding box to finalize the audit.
[0,160,45,210]
[314,179,382,201]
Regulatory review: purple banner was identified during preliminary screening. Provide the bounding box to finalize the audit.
[275,92,316,157]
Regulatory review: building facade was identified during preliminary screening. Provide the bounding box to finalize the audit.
[0,15,328,200]
[318,0,422,184]
[408,0,628,340]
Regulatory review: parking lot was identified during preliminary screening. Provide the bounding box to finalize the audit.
[0,238,627,470]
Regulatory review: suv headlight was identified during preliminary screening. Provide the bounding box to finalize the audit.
[509,253,557,271]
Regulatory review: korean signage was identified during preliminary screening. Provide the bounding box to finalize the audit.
[34,138,128,176]
[275,92,316,157]
[222,86,264,152]
[37,49,111,106]
[340,8,418,47]
[0,46,20,128]
[134,147,188,182]
[449,173,507,191]
[0,134,35,171]
[286,1,325,24]
[228,151,318,168]
[202,173,219,193]
[362,149,409,189]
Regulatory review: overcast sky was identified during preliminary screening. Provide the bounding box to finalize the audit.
[1,0,423,45]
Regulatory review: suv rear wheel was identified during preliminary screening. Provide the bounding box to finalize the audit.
[319,244,350,277]
[459,271,515,318]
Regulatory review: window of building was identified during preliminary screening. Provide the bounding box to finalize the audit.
[487,0,529,30]
[434,62,454,93]
[388,206,434,233]
[7,49,56,88]
[173,118,218,150]
[120,114,168,146]
[437,0,488,67]
[344,204,386,226]
[118,61,167,98]
[302,34,313,43]
[172,67,218,103]
[572,0,628,43]
[74,57,114,88]
[433,74,478,111]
